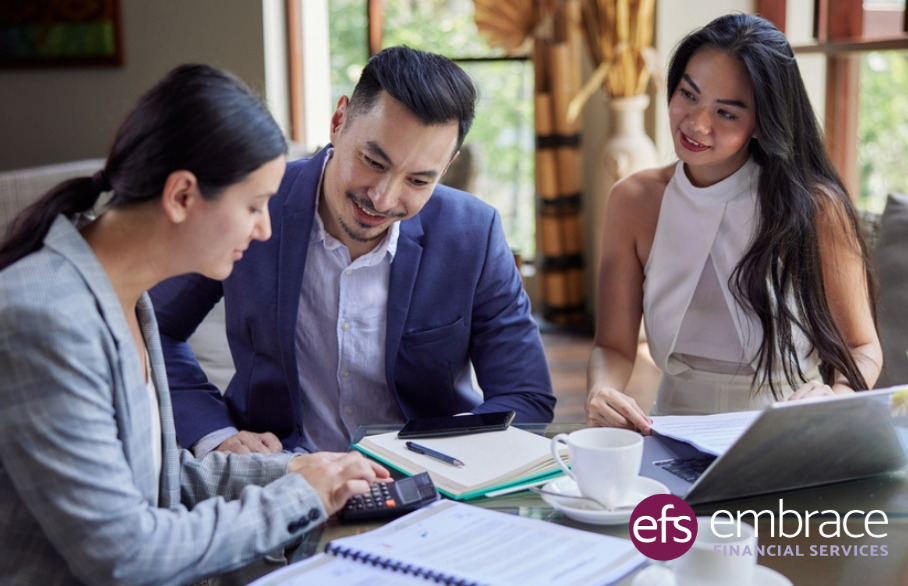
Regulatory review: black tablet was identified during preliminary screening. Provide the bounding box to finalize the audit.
[396,410,516,439]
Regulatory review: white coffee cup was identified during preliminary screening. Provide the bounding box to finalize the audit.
[550,427,643,509]
[673,516,758,586]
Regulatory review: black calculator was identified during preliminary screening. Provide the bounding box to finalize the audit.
[337,472,439,523]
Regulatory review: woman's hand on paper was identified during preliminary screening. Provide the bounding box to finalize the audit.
[288,451,390,514]
[586,385,652,434]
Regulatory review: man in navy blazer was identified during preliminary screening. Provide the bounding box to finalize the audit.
[151,47,555,456]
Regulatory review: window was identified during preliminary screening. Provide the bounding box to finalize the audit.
[760,0,908,210]
[858,50,908,211]
[324,0,537,258]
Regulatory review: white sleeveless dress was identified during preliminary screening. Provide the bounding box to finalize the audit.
[642,158,819,415]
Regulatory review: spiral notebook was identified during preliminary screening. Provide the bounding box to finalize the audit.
[250,500,644,586]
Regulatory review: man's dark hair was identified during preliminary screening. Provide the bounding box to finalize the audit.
[347,46,477,154]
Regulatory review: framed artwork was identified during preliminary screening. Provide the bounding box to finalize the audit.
[0,0,123,68]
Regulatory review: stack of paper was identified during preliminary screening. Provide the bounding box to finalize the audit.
[353,426,566,500]
[650,410,760,456]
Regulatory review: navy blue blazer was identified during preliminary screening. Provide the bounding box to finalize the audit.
[151,147,555,450]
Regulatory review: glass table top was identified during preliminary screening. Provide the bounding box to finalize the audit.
[289,423,908,585]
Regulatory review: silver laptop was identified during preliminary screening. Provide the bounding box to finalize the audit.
[640,386,908,505]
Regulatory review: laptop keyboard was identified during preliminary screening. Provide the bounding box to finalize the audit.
[653,456,716,483]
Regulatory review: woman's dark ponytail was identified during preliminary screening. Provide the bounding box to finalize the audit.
[0,175,108,271]
[91,169,111,193]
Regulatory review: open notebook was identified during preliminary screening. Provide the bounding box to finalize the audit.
[353,426,565,500]
[249,500,644,586]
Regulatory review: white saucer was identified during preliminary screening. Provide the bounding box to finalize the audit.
[540,475,669,525]
[670,565,792,586]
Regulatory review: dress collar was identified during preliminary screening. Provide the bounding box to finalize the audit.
[674,157,760,205]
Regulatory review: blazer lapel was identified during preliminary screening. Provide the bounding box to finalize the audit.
[385,215,425,384]
[45,217,161,502]
[45,217,132,347]
[44,217,140,383]
[138,295,180,508]
[276,151,324,393]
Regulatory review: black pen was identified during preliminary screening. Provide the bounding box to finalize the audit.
[405,441,465,467]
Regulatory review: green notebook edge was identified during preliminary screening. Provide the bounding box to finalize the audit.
[351,443,564,501]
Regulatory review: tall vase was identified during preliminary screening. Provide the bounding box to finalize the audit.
[588,94,658,305]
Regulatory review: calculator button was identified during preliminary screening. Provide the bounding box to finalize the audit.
[385,499,397,508]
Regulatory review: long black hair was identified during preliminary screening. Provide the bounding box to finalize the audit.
[347,45,477,153]
[667,13,877,395]
[0,63,287,271]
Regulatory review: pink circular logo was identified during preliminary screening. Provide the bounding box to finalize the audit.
[629,494,698,560]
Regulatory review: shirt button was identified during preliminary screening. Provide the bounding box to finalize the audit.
[345,406,355,415]
[345,269,353,276]
[342,322,350,331]
[342,371,350,378]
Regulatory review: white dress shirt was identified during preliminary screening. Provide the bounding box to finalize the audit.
[294,152,404,452]
[191,150,406,456]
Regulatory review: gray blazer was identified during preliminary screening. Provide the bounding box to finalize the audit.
[0,217,326,585]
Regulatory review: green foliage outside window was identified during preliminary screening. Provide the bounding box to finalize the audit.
[858,51,908,211]
[328,0,368,106]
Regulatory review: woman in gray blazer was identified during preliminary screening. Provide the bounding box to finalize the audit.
[0,64,387,585]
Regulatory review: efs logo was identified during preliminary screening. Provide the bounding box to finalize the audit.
[629,494,698,560]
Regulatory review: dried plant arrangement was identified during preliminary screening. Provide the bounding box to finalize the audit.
[473,0,557,55]
[568,0,659,122]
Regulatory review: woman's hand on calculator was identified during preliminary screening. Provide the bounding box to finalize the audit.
[337,472,439,522]
[288,451,391,514]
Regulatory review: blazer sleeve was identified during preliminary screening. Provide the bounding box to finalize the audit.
[468,209,556,422]
[0,295,325,586]
[149,272,237,447]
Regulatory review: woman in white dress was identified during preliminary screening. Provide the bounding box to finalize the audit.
[586,13,881,433]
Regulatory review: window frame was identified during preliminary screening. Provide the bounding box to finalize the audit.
[758,0,908,200]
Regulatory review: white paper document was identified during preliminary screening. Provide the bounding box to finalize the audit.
[254,500,644,586]
[649,410,761,456]
[329,500,643,585]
